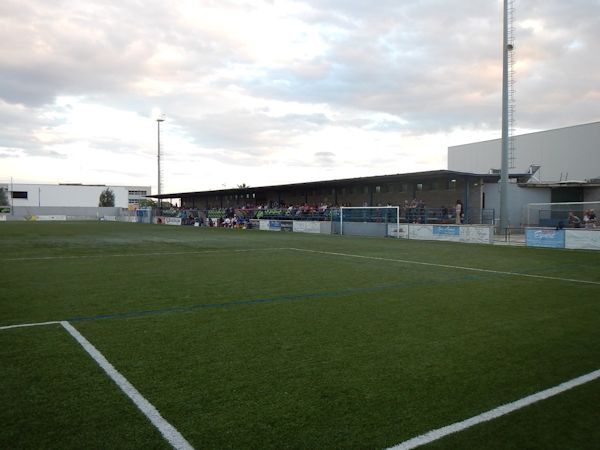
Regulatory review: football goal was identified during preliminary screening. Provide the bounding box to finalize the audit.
[332,206,401,238]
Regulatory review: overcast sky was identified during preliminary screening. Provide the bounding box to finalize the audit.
[1,0,599,194]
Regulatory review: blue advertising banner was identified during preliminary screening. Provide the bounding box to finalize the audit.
[268,220,281,231]
[525,228,565,248]
[433,225,460,236]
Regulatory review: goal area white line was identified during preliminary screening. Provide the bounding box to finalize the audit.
[0,320,194,450]
[0,320,60,330]
[387,368,600,449]
[0,320,598,449]
[60,321,194,450]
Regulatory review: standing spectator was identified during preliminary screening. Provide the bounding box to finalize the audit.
[455,200,463,224]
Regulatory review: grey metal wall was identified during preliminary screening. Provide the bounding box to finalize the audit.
[332,221,389,237]
[483,183,550,228]
[448,122,600,182]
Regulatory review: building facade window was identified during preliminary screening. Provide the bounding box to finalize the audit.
[11,191,28,199]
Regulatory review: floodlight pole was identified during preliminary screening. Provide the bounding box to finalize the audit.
[157,116,165,210]
[10,176,14,215]
[499,0,510,232]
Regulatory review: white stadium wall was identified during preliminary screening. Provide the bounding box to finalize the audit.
[448,122,600,182]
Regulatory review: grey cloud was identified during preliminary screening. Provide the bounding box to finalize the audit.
[0,0,598,169]
[179,110,330,153]
[240,0,599,132]
[0,0,236,107]
[0,99,70,157]
[314,151,336,166]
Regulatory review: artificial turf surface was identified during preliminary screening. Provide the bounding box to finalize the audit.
[1,221,599,449]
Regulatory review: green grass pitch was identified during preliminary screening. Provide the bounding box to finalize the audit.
[1,221,599,449]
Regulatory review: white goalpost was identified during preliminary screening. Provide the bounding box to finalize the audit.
[338,206,401,238]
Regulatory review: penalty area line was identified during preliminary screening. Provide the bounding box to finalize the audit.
[387,368,600,449]
[289,248,600,286]
[60,321,194,450]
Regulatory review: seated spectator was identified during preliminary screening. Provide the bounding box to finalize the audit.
[568,211,581,228]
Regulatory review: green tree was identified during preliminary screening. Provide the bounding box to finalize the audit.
[237,183,250,189]
[98,188,115,207]
[0,187,8,206]
[138,198,157,208]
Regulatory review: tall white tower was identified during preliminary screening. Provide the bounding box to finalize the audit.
[500,0,516,231]
[157,115,165,208]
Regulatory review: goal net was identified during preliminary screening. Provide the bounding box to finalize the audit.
[332,206,401,238]
[525,201,600,227]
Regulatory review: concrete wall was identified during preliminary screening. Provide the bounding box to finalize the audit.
[483,183,551,228]
[4,206,128,221]
[448,122,600,182]
[333,221,388,237]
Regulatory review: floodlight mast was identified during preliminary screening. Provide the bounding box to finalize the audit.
[157,115,165,210]
[499,0,511,232]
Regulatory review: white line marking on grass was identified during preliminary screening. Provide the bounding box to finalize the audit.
[289,248,600,286]
[387,368,600,450]
[0,320,61,330]
[3,247,289,262]
[60,321,194,450]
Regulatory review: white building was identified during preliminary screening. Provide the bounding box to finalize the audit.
[448,121,600,183]
[0,183,151,208]
[448,121,600,227]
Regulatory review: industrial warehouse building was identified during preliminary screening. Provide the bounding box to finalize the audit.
[1,183,151,209]
[156,122,600,228]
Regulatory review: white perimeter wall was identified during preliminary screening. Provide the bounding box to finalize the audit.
[9,184,129,208]
[448,122,600,182]
[566,229,600,250]
[388,223,494,244]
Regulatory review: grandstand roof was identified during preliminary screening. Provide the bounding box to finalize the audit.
[152,169,529,199]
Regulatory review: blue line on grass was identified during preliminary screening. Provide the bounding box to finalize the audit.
[66,273,485,323]
[66,263,579,324]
